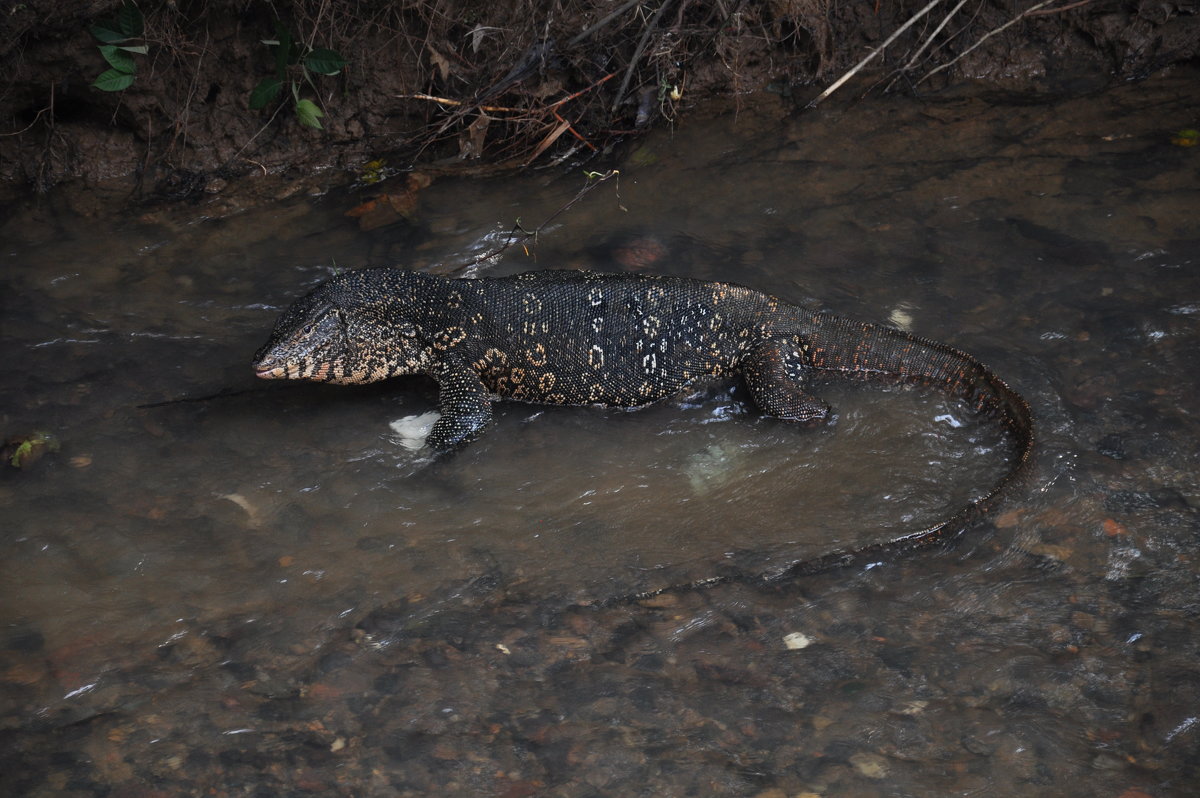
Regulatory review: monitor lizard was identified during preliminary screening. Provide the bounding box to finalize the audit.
[254,267,1034,581]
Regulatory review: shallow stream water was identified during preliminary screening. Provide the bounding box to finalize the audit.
[2,68,1199,796]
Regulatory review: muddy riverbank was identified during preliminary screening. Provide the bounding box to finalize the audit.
[2,0,1197,207]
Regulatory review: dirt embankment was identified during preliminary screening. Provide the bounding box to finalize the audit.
[0,0,1195,205]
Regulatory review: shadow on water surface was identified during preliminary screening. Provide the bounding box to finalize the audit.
[2,69,1200,796]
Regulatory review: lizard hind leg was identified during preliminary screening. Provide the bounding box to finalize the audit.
[741,337,831,422]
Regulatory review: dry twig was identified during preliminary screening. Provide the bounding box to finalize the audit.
[462,169,621,269]
[612,0,677,113]
[899,0,972,75]
[398,94,525,114]
[808,0,945,108]
[568,0,645,47]
[917,0,1060,85]
[1027,0,1096,16]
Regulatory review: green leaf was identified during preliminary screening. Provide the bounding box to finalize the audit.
[249,77,283,110]
[1172,128,1199,147]
[119,44,149,55]
[303,48,346,76]
[92,68,136,91]
[294,98,324,130]
[90,25,126,44]
[117,4,143,38]
[99,44,137,74]
[10,440,33,468]
[9,432,60,468]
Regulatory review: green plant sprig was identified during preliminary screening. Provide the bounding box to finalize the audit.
[90,3,146,92]
[249,24,346,130]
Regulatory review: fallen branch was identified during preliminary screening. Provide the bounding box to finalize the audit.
[567,0,645,47]
[1027,0,1096,15]
[917,0,1059,85]
[899,0,972,75]
[548,71,616,110]
[403,72,617,165]
[398,93,525,114]
[523,118,573,166]
[612,0,677,113]
[462,169,621,270]
[808,0,944,108]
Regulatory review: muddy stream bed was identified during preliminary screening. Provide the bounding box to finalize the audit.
[2,69,1199,796]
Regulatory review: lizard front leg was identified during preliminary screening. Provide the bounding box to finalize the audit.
[427,358,495,450]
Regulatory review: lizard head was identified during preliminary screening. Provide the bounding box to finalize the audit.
[253,270,431,385]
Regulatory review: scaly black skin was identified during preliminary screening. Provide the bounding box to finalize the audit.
[254,267,1034,582]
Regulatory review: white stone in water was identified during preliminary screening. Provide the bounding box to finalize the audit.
[895,699,929,715]
[888,305,914,331]
[389,411,442,450]
[684,441,743,494]
[219,492,262,528]
[850,752,888,779]
[782,631,812,650]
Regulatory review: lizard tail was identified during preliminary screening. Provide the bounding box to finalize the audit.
[778,313,1036,575]
[593,314,1036,607]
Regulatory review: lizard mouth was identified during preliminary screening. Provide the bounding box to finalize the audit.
[254,362,339,380]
